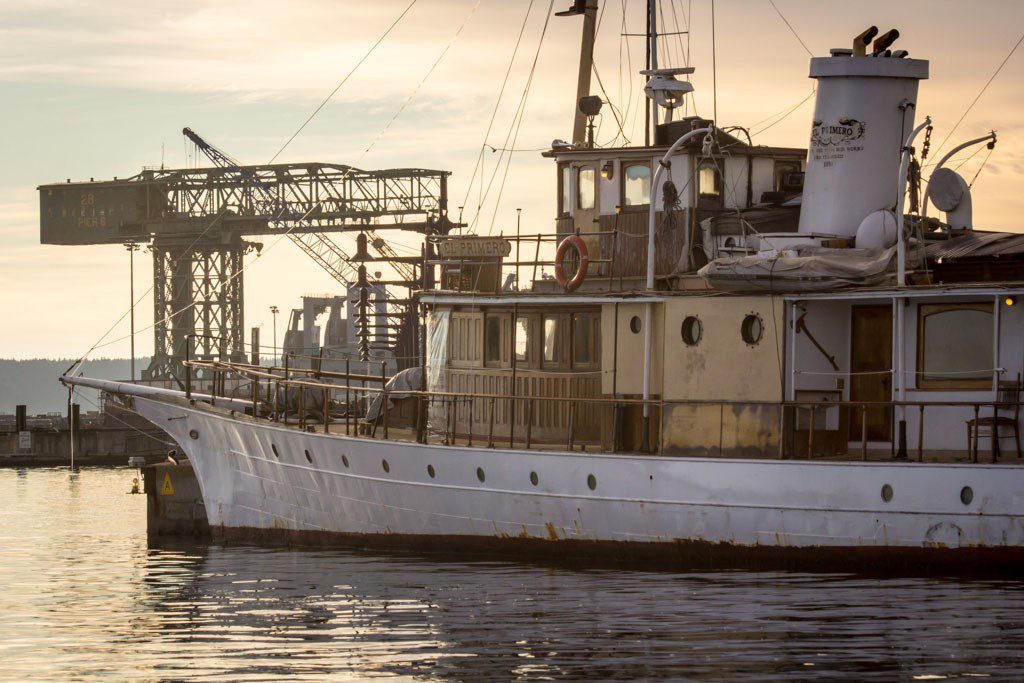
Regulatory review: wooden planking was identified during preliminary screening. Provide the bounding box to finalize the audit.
[597,210,691,278]
[446,368,601,443]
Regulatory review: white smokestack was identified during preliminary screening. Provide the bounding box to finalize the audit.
[797,32,928,238]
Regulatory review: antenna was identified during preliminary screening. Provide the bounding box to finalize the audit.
[641,68,696,123]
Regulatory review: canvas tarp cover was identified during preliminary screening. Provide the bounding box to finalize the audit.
[698,244,900,291]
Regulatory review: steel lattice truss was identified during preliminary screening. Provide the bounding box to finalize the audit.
[147,239,247,385]
[41,159,452,382]
[139,163,450,236]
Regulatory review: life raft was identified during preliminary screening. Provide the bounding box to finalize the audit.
[554,234,589,292]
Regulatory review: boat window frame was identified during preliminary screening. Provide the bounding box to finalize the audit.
[916,301,995,390]
[773,159,802,191]
[483,311,511,369]
[571,311,600,370]
[697,159,724,207]
[541,313,570,370]
[514,313,540,369]
[577,165,596,211]
[558,163,572,217]
[620,161,652,211]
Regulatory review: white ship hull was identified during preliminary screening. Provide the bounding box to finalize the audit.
[136,396,1024,568]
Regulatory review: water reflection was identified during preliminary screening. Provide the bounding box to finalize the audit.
[1,468,1023,681]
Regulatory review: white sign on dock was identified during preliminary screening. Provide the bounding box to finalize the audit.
[17,431,31,453]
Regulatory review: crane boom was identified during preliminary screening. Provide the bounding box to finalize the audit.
[183,128,416,284]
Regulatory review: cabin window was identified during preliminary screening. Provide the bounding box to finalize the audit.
[774,160,802,191]
[559,164,571,216]
[572,313,599,368]
[681,316,702,346]
[577,166,596,210]
[484,313,505,366]
[543,316,560,365]
[622,163,651,208]
[917,302,994,389]
[698,161,723,204]
[740,314,764,346]
[515,316,530,363]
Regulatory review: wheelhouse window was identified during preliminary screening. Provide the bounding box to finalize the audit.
[622,162,651,208]
[572,313,599,368]
[484,313,507,367]
[515,316,530,363]
[543,315,560,365]
[577,166,596,210]
[698,160,723,205]
[917,302,994,389]
[774,160,802,191]
[559,164,571,216]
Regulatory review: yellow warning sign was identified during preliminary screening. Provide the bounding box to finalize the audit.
[160,472,175,496]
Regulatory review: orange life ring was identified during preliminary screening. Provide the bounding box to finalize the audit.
[555,234,589,292]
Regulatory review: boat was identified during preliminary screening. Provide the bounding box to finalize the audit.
[62,8,1024,571]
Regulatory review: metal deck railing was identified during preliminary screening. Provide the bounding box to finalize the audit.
[180,360,1023,465]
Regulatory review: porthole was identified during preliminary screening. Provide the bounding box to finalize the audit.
[960,486,974,505]
[681,316,702,346]
[304,449,312,464]
[271,443,280,458]
[342,454,349,468]
[382,459,390,473]
[881,484,893,503]
[587,474,597,491]
[476,467,486,483]
[427,464,436,479]
[188,429,199,440]
[529,471,539,486]
[741,314,763,345]
[629,316,642,334]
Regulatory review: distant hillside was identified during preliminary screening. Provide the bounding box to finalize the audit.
[0,358,150,415]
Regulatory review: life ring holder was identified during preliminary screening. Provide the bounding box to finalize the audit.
[554,234,589,292]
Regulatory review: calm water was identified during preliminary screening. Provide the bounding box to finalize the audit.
[1,468,1023,681]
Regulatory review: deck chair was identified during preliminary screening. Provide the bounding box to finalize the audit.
[967,373,1023,461]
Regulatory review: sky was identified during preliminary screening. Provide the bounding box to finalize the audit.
[1,0,1022,362]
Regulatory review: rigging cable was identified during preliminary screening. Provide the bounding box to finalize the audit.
[968,146,996,188]
[72,1,477,364]
[485,1,555,233]
[749,87,816,137]
[356,0,482,160]
[459,0,537,226]
[268,0,420,164]
[589,0,630,146]
[766,0,814,57]
[711,0,717,123]
[468,0,555,233]
[929,30,1024,162]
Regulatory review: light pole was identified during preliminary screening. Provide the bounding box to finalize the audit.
[270,305,279,366]
[125,242,140,381]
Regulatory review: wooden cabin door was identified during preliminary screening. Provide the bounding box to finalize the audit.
[849,305,893,442]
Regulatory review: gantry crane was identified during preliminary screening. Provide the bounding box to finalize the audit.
[39,139,452,385]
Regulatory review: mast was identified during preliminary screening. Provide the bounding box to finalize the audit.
[570,2,599,145]
[649,0,659,134]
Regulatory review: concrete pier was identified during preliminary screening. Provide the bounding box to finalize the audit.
[142,460,211,539]
[1,401,169,467]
